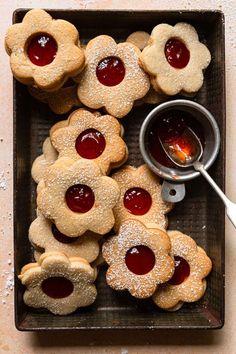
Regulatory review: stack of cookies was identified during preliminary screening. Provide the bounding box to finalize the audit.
[5,9,212,315]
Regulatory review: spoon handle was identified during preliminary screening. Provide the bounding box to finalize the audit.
[194,161,236,229]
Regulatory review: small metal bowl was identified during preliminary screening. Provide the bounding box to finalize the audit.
[139,99,220,202]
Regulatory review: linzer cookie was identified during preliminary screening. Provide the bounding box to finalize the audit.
[29,211,100,263]
[19,252,97,315]
[140,23,211,95]
[152,230,212,311]
[31,137,58,184]
[37,157,120,237]
[126,31,150,51]
[102,220,174,299]
[112,164,173,232]
[28,79,81,114]
[5,9,85,91]
[50,108,128,174]
[77,35,150,118]
[137,86,167,106]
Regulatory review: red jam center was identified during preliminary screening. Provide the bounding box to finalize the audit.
[41,277,74,298]
[65,184,95,213]
[148,110,205,168]
[27,34,57,66]
[96,56,125,86]
[125,245,155,275]
[75,128,106,159]
[165,38,190,69]
[51,223,79,244]
[168,256,190,285]
[123,187,152,216]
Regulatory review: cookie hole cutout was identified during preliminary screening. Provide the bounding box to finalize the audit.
[96,56,125,86]
[65,184,95,213]
[168,256,190,285]
[41,277,74,298]
[27,33,57,66]
[123,187,152,215]
[164,38,190,69]
[51,223,79,244]
[75,128,106,159]
[125,245,155,275]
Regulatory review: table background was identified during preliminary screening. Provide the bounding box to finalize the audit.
[0,0,235,353]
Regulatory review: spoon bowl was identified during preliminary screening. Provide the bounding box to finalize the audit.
[159,126,203,168]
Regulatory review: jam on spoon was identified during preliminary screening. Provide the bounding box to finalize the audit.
[148,110,205,168]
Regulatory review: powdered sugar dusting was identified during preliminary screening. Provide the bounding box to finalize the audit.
[103,219,174,298]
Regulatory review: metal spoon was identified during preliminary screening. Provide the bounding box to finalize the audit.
[160,127,236,228]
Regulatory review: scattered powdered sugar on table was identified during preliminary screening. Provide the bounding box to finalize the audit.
[121,349,129,354]
[0,171,7,190]
[0,261,14,305]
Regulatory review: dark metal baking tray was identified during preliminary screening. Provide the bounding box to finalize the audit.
[13,9,225,330]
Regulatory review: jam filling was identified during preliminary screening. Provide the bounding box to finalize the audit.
[27,33,57,66]
[65,184,95,213]
[148,110,205,168]
[41,277,74,298]
[96,56,125,86]
[51,223,79,244]
[123,187,152,216]
[168,256,190,285]
[125,245,155,275]
[165,38,190,69]
[75,128,106,159]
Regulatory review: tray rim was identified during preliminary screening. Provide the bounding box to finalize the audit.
[13,8,226,331]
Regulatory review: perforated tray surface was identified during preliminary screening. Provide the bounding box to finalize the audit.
[14,9,225,330]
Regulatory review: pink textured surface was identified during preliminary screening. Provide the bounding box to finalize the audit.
[0,0,236,353]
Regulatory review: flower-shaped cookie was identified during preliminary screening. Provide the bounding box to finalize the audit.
[5,9,85,91]
[29,211,100,263]
[152,230,212,311]
[28,80,81,114]
[19,252,97,315]
[102,220,174,298]
[50,108,128,174]
[135,86,167,106]
[77,35,150,118]
[112,165,173,232]
[31,137,58,183]
[126,31,150,51]
[37,157,120,237]
[140,23,211,95]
